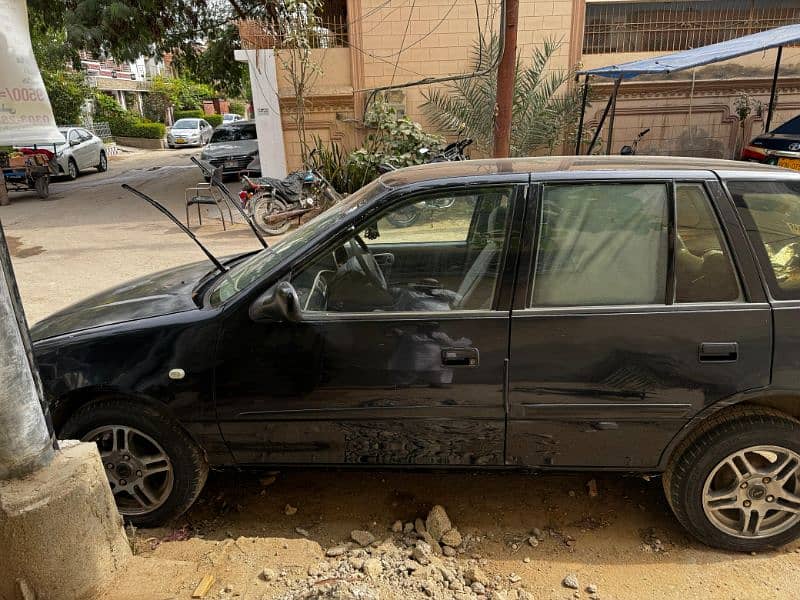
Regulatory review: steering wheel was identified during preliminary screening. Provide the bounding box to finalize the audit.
[348,235,387,291]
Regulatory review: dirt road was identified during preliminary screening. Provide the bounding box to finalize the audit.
[3,149,799,599]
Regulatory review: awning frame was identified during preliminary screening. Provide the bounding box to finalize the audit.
[575,24,800,155]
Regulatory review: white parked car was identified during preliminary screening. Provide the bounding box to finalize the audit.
[167,118,213,148]
[221,113,243,124]
[47,127,107,180]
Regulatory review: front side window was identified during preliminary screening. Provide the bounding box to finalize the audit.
[728,179,800,300]
[531,183,669,307]
[292,187,512,313]
[675,183,741,303]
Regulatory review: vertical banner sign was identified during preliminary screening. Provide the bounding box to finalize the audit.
[0,0,65,145]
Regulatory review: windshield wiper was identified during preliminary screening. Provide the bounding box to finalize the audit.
[191,156,269,250]
[121,184,228,273]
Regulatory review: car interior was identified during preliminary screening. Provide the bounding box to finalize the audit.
[292,188,511,313]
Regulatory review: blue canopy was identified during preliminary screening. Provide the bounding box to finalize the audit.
[579,24,800,80]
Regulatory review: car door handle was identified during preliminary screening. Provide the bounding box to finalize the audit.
[441,347,479,367]
[699,342,738,363]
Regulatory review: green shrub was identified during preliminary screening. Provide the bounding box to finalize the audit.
[122,121,166,139]
[228,101,246,117]
[94,93,165,139]
[174,109,205,121]
[205,114,223,127]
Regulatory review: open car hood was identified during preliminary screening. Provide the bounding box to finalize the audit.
[30,260,216,341]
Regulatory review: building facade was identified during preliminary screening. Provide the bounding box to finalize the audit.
[239,0,800,172]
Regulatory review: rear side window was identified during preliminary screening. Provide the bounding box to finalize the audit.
[728,179,800,300]
[675,183,741,303]
[531,182,669,307]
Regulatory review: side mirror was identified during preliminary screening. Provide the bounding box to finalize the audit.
[70,139,80,147]
[249,281,303,322]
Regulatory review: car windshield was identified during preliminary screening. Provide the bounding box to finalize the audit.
[210,124,257,143]
[772,115,800,135]
[208,179,385,306]
[173,119,199,129]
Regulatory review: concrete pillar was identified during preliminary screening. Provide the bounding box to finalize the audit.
[0,442,132,600]
[235,49,288,178]
[0,224,131,599]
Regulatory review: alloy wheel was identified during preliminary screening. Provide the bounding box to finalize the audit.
[83,425,174,516]
[703,445,800,539]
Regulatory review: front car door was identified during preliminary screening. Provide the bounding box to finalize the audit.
[507,174,771,469]
[214,179,526,466]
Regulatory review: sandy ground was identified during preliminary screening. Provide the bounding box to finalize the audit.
[2,150,800,599]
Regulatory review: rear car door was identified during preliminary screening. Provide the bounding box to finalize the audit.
[507,176,771,469]
[214,181,526,466]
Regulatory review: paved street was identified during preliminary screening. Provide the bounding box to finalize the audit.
[2,148,263,323]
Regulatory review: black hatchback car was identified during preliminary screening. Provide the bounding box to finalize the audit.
[32,156,800,552]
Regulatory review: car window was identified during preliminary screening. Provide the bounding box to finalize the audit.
[772,115,800,135]
[531,182,669,307]
[208,179,386,306]
[727,179,800,300]
[292,187,513,313]
[172,119,199,129]
[68,130,81,144]
[675,183,741,303]
[210,124,257,143]
[363,192,479,244]
[78,129,93,141]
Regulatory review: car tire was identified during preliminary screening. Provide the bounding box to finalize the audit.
[60,398,209,527]
[97,151,108,172]
[66,158,79,180]
[664,406,800,552]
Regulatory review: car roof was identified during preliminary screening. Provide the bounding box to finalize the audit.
[219,119,255,128]
[378,155,791,188]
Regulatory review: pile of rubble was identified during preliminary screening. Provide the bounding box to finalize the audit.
[276,505,533,600]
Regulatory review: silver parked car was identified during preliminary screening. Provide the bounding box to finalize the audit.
[53,127,107,180]
[200,120,258,178]
[167,118,213,148]
[221,113,243,124]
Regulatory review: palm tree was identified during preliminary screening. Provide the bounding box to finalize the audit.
[421,35,583,157]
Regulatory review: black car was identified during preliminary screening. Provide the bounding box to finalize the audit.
[741,113,800,170]
[32,156,800,552]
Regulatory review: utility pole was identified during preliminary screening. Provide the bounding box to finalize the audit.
[0,224,55,479]
[493,0,519,158]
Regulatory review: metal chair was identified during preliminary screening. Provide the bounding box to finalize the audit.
[185,181,233,230]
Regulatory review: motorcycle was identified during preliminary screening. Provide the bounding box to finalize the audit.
[378,137,473,228]
[620,128,651,155]
[239,150,340,236]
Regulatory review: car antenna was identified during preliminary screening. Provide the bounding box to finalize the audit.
[190,156,268,249]
[121,184,228,273]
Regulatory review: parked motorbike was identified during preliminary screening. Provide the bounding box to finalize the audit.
[239,150,340,236]
[377,137,473,228]
[620,128,651,155]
